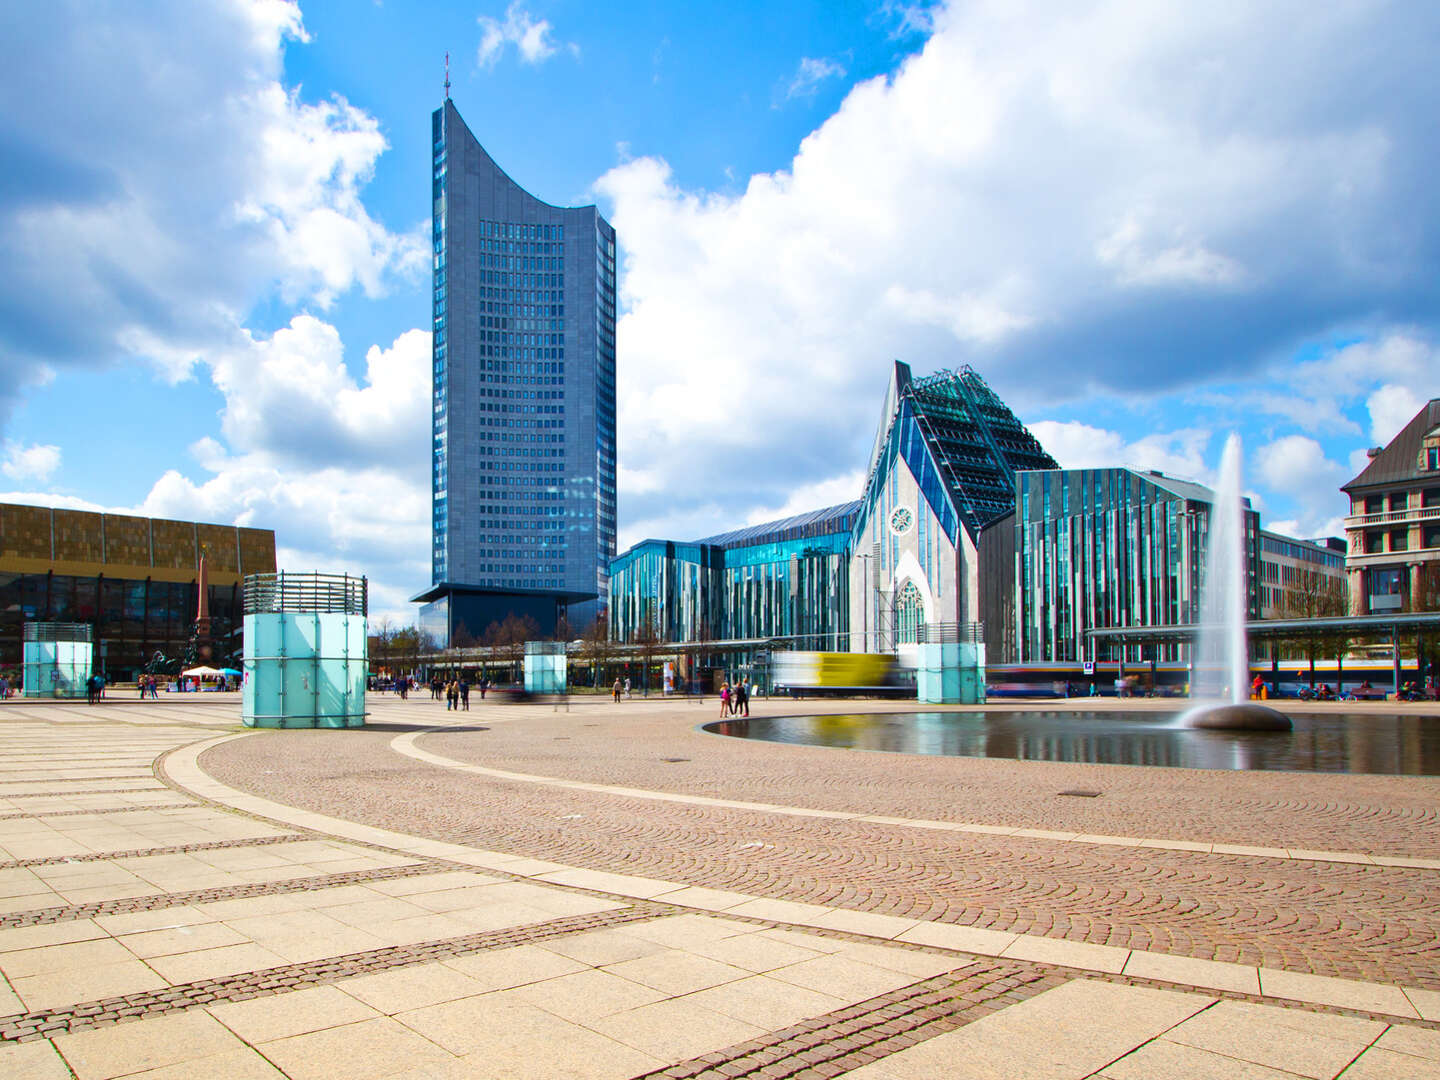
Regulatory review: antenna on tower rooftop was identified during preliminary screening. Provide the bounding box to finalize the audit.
[444,52,451,100]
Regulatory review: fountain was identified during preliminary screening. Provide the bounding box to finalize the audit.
[1184,433,1291,732]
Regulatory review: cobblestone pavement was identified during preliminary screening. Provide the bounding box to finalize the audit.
[203,696,1440,990]
[2,694,1439,1078]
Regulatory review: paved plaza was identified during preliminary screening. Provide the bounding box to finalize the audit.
[0,694,1438,1078]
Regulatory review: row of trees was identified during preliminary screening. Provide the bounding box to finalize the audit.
[366,610,674,691]
[1272,564,1439,682]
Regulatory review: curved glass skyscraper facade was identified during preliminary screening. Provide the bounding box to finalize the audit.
[417,99,617,645]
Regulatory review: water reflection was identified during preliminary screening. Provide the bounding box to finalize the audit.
[706,712,1440,775]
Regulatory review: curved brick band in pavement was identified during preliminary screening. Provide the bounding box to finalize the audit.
[200,700,1440,992]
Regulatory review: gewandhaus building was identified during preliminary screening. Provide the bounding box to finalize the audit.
[0,503,276,680]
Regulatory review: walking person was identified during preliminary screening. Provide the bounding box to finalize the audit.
[719,681,730,717]
[738,678,750,717]
[612,677,622,703]
[460,677,470,711]
[446,679,458,711]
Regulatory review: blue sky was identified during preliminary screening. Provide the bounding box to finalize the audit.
[0,1,1436,620]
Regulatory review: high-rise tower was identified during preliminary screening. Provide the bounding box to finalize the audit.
[415,99,617,646]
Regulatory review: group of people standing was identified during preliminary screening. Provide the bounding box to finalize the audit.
[719,678,750,717]
[434,675,489,710]
[136,674,160,699]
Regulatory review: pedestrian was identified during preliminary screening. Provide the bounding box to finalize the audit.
[480,677,488,700]
[460,677,470,711]
[612,677,622,703]
[719,681,730,717]
[624,676,631,699]
[446,679,458,711]
[738,678,750,717]
[86,673,100,705]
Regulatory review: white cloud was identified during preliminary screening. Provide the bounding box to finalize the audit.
[787,57,847,100]
[1253,435,1350,538]
[477,3,575,68]
[599,1,1440,545]
[1024,421,1212,480]
[1,441,60,483]
[1366,384,1424,446]
[208,315,430,472]
[744,471,866,527]
[0,1,423,393]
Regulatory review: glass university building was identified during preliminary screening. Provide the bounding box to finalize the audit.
[609,504,859,646]
[417,99,617,645]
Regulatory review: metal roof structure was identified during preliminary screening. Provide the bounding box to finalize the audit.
[902,365,1058,538]
[1343,398,1440,491]
[696,500,862,549]
[1086,611,1440,644]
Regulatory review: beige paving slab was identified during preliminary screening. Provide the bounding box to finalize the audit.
[895,920,1019,956]
[259,1016,460,1080]
[1122,949,1262,995]
[402,994,667,1078]
[534,867,681,898]
[610,913,755,949]
[261,926,391,963]
[0,1039,72,1080]
[687,928,828,972]
[536,926,668,966]
[807,907,918,940]
[766,952,917,1000]
[0,978,24,1013]
[1000,934,1131,973]
[651,885,757,911]
[1376,1023,1440,1061]
[208,985,382,1043]
[586,995,768,1062]
[846,978,1215,1080]
[144,942,290,983]
[93,905,214,936]
[832,940,964,979]
[723,896,836,924]
[1168,999,1385,1078]
[1259,967,1420,1018]
[749,926,850,954]
[443,899,558,934]
[115,1046,289,1079]
[368,913,476,947]
[118,921,250,958]
[0,919,107,953]
[685,973,849,1029]
[1340,1046,1440,1078]
[52,1009,246,1080]
[511,967,669,1022]
[338,961,498,1014]
[601,948,752,995]
[441,943,589,992]
[1099,1037,1317,1079]
[0,936,135,977]
[367,871,507,896]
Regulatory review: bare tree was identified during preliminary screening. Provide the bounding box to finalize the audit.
[1277,567,1349,687]
[632,609,663,697]
[369,617,395,674]
[576,612,613,690]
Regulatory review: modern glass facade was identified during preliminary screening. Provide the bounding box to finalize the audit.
[1012,468,1261,662]
[849,362,1057,650]
[420,98,617,644]
[0,503,276,679]
[609,503,858,646]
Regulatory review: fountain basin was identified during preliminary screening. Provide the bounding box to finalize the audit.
[1187,704,1292,732]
